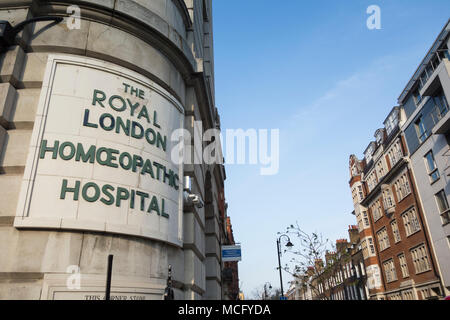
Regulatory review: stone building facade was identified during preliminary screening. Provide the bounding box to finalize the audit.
[0,0,229,300]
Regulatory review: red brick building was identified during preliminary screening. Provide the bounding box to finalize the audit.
[348,107,443,299]
[223,216,240,300]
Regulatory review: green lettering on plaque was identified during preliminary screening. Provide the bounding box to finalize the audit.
[92,89,106,108]
[99,113,115,131]
[82,182,100,202]
[131,121,144,139]
[148,195,160,215]
[161,198,169,218]
[156,132,167,152]
[40,139,60,159]
[115,116,130,136]
[136,191,149,211]
[75,143,96,163]
[116,187,129,207]
[96,147,109,166]
[141,159,155,178]
[109,95,127,112]
[119,152,132,170]
[100,184,115,205]
[59,141,76,161]
[83,109,98,128]
[137,105,150,123]
[60,179,80,200]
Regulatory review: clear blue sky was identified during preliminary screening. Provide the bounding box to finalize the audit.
[213,0,450,298]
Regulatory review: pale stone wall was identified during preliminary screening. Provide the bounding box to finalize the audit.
[0,0,226,300]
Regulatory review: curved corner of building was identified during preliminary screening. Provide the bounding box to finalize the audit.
[0,0,228,300]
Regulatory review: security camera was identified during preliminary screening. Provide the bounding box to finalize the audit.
[183,191,204,209]
[188,194,204,208]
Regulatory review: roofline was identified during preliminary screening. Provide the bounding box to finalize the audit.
[382,106,399,125]
[398,18,450,104]
[363,141,376,155]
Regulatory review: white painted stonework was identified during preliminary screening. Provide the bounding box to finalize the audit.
[366,264,382,290]
[41,273,165,300]
[14,55,184,247]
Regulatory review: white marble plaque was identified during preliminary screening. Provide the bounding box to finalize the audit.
[14,55,184,247]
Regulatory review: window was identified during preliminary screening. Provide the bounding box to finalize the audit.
[352,185,364,204]
[410,244,431,274]
[388,293,402,300]
[368,237,376,255]
[403,290,415,300]
[360,262,366,276]
[371,199,383,221]
[383,259,397,283]
[402,207,421,236]
[385,111,399,136]
[351,165,358,177]
[413,89,422,106]
[385,120,393,136]
[435,190,450,225]
[358,185,364,201]
[362,237,376,259]
[424,151,440,183]
[351,187,358,205]
[376,131,383,145]
[432,88,449,122]
[361,240,368,259]
[388,140,403,167]
[415,116,427,143]
[391,220,401,243]
[420,288,430,300]
[376,160,386,179]
[366,171,378,193]
[357,218,363,232]
[363,211,370,228]
[394,172,411,202]
[377,228,390,251]
[383,187,395,210]
[398,253,409,278]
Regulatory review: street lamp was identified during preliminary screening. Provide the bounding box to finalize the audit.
[263,282,272,300]
[163,264,174,300]
[276,234,293,298]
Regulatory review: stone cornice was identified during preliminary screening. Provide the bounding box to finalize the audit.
[13,1,217,125]
[173,0,192,30]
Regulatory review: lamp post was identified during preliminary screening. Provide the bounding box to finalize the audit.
[164,264,174,300]
[0,16,63,52]
[276,234,293,298]
[263,282,272,300]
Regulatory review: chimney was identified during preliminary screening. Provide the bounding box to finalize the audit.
[325,250,336,266]
[348,225,359,245]
[314,259,324,273]
[306,266,315,277]
[335,239,349,254]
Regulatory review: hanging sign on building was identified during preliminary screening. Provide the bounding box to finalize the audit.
[222,245,242,262]
[14,55,184,247]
